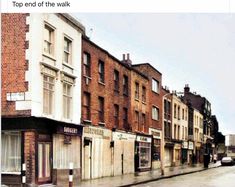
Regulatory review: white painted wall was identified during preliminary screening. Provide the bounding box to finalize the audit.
[22,13,82,124]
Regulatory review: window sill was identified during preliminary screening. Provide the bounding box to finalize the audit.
[63,62,74,70]
[123,93,129,97]
[98,122,105,126]
[135,98,140,102]
[152,118,160,122]
[142,101,147,105]
[83,120,92,124]
[43,53,56,61]
[1,172,21,175]
[152,90,160,95]
[98,81,105,86]
[83,75,92,80]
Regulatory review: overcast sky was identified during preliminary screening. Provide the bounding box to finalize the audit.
[74,13,235,135]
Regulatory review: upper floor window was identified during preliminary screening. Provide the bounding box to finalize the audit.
[83,92,91,121]
[142,86,146,102]
[44,24,54,55]
[174,104,177,118]
[123,107,128,129]
[114,70,119,92]
[114,104,119,128]
[135,111,139,130]
[98,96,104,123]
[83,52,91,77]
[43,75,55,115]
[152,78,159,93]
[152,106,159,121]
[98,60,105,83]
[63,82,72,119]
[178,106,180,120]
[123,75,128,96]
[63,37,72,64]
[182,108,185,120]
[135,82,139,100]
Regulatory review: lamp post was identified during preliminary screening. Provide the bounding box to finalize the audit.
[160,92,171,175]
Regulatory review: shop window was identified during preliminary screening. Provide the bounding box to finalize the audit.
[53,134,80,169]
[43,75,55,115]
[1,132,21,173]
[138,142,151,168]
[152,139,160,161]
[63,82,72,119]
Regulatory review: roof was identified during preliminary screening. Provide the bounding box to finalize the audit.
[132,63,162,75]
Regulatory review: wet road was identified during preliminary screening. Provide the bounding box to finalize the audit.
[132,165,235,187]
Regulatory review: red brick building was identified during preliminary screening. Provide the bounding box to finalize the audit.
[1,13,85,186]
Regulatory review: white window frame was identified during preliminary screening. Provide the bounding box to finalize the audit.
[44,24,54,56]
[63,82,73,119]
[152,78,159,93]
[152,106,159,121]
[63,36,72,65]
[43,74,55,115]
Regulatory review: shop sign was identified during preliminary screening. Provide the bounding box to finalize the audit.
[188,141,194,150]
[182,141,188,149]
[83,126,111,140]
[136,135,152,143]
[113,132,135,141]
[57,126,81,136]
[149,128,161,139]
[7,92,25,101]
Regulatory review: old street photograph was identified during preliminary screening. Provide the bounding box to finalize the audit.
[1,13,235,187]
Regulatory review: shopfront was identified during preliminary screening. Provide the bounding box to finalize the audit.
[173,143,181,166]
[135,134,152,171]
[181,141,188,164]
[1,117,83,187]
[82,125,112,179]
[149,128,161,169]
[188,141,194,165]
[112,131,136,176]
[164,143,174,167]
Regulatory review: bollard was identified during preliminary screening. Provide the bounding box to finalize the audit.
[69,162,74,187]
[22,163,26,186]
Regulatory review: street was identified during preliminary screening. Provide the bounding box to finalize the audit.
[132,165,235,187]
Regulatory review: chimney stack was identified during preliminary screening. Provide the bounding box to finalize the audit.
[184,84,190,93]
[122,53,132,67]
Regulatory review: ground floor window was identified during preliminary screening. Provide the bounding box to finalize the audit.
[53,134,80,169]
[138,142,151,168]
[152,139,160,161]
[1,131,21,173]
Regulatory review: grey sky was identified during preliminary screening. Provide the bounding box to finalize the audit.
[74,13,235,135]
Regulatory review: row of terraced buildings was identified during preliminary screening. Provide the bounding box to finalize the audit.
[1,13,219,187]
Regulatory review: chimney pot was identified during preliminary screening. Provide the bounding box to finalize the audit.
[122,54,126,61]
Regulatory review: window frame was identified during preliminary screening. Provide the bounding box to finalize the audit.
[123,75,128,96]
[83,52,91,77]
[98,96,104,123]
[98,60,105,84]
[83,92,91,121]
[63,36,72,65]
[152,78,159,93]
[114,70,119,92]
[43,74,55,115]
[63,82,73,119]
[44,24,54,56]
[152,106,159,121]
[135,82,139,100]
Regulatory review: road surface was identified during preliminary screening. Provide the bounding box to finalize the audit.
[132,165,235,187]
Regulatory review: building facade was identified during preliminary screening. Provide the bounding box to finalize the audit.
[132,63,163,170]
[1,13,85,186]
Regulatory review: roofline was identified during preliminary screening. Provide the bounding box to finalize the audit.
[82,36,149,80]
[58,13,86,35]
[132,63,162,75]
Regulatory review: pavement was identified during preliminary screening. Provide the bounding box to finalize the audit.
[78,161,221,187]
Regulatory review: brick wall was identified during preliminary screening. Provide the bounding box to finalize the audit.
[133,64,163,131]
[1,13,31,117]
[81,38,131,130]
[24,131,36,184]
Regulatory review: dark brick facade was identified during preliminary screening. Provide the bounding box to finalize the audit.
[81,37,132,131]
[133,63,163,131]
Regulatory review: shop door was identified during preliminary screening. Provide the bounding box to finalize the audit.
[38,142,52,183]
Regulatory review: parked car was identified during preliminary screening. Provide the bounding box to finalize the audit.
[221,156,235,166]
